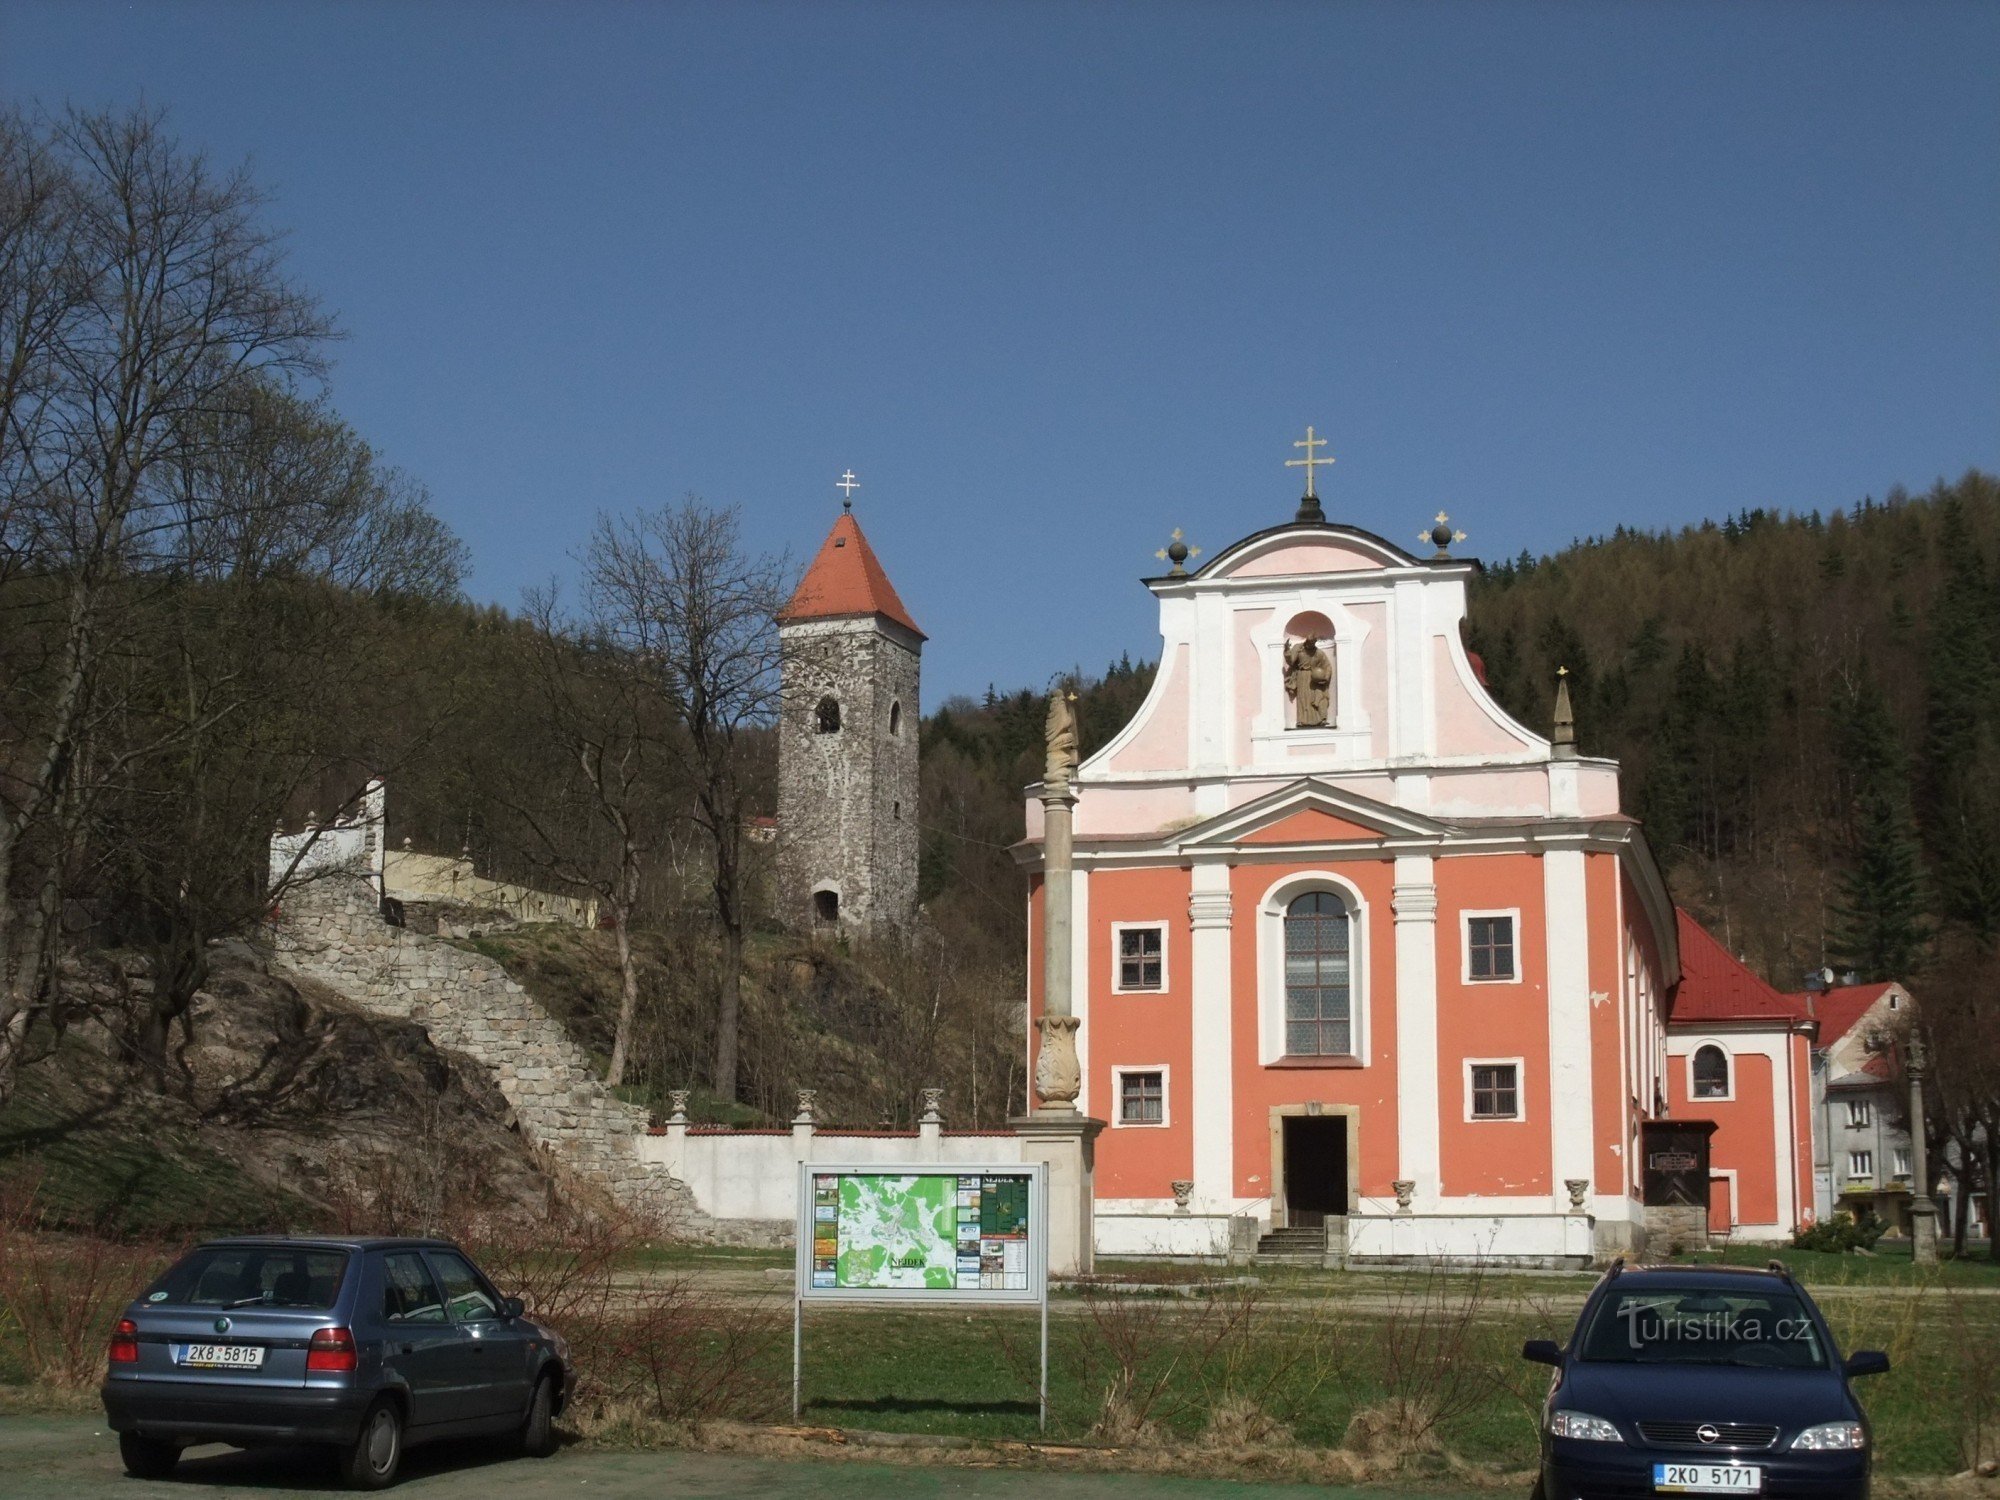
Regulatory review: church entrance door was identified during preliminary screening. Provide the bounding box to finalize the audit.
[1281,1116,1348,1229]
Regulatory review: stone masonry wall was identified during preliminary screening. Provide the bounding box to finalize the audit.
[776,616,920,933]
[274,870,706,1234]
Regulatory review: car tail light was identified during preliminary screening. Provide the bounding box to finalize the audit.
[306,1326,357,1373]
[108,1318,139,1365]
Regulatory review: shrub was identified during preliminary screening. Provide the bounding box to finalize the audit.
[1793,1214,1887,1253]
[0,1174,181,1391]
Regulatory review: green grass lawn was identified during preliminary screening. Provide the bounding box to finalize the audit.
[770,1277,1990,1474]
[1666,1238,2000,1288]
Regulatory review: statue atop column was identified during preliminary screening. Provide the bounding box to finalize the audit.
[1284,636,1334,727]
[1045,685,1079,787]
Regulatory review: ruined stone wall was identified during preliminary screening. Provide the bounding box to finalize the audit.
[273,871,704,1233]
[776,616,920,933]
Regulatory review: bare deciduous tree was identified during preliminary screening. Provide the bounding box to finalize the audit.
[581,499,785,1104]
[0,105,334,1107]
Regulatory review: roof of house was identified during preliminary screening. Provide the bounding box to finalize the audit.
[1666,908,1813,1026]
[777,512,924,638]
[1792,981,1897,1050]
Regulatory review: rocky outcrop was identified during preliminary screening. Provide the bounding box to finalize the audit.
[274,871,703,1232]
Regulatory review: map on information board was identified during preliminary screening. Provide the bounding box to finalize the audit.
[808,1172,1033,1293]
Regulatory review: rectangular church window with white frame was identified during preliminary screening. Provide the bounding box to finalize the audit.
[1114,924,1165,992]
[1465,913,1517,982]
[1283,891,1352,1056]
[1117,1069,1165,1126]
[1469,1063,1520,1121]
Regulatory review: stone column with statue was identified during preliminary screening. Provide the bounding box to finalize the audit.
[1010,682,1105,1275]
[1908,1026,1939,1266]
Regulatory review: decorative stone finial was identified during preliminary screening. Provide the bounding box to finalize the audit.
[793,1088,817,1123]
[1170,1180,1195,1214]
[1552,665,1578,759]
[920,1087,943,1123]
[836,469,860,510]
[1565,1178,1590,1212]
[668,1089,690,1123]
[1286,425,1333,524]
[1154,528,1201,577]
[1421,511,1467,559]
[1033,1015,1082,1109]
[1392,1179,1416,1214]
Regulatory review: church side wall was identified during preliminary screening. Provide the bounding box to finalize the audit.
[1432,852,1552,1197]
[1082,865,1194,1198]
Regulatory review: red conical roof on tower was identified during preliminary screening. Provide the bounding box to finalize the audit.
[778,511,924,638]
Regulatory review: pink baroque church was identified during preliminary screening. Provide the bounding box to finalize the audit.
[1018,471,1814,1266]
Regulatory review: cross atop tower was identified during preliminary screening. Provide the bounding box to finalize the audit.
[836,469,860,508]
[1286,425,1334,499]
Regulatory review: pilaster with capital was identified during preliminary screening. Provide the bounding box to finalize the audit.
[1189,866,1235,1209]
[1392,855,1440,1211]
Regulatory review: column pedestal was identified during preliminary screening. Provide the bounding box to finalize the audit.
[1010,1111,1107,1276]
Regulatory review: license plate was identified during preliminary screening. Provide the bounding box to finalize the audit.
[177,1343,265,1370]
[1655,1462,1762,1493]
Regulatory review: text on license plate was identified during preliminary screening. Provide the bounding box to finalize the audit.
[1655,1462,1761,1494]
[177,1344,265,1369]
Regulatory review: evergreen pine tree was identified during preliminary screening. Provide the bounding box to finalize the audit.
[1831,681,1930,978]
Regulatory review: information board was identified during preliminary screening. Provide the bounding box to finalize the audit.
[794,1163,1046,1305]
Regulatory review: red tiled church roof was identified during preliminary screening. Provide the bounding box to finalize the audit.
[777,512,924,638]
[1790,981,1895,1049]
[1666,908,1812,1026]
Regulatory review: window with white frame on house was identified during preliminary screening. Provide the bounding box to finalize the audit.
[1115,925,1165,991]
[1469,1063,1520,1120]
[1465,914,1516,981]
[1117,1069,1165,1125]
[1847,1099,1873,1128]
[1692,1044,1730,1099]
[1849,1150,1874,1179]
[1283,891,1352,1054]
[1893,1148,1912,1178]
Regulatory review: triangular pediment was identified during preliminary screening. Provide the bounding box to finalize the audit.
[1179,779,1447,849]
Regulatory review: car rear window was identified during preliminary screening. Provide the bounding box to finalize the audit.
[1579,1285,1828,1369]
[149,1246,350,1311]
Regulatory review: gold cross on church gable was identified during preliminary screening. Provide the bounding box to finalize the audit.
[1285,425,1334,499]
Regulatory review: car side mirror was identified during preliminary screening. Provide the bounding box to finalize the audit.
[1522,1339,1563,1367]
[1844,1349,1890,1378]
[502,1297,525,1320]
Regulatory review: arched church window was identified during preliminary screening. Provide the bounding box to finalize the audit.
[1283,891,1352,1055]
[1692,1044,1730,1099]
[816,697,841,734]
[889,700,902,736]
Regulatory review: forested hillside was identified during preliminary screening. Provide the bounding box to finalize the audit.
[1468,470,2000,989]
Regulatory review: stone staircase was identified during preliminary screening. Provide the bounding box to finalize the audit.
[1256,1218,1346,1267]
[273,870,701,1232]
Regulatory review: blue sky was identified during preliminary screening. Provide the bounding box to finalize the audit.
[7,1,1996,702]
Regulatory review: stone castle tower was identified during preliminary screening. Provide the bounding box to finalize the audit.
[775,503,922,933]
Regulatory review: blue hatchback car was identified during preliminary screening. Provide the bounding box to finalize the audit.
[1523,1262,1889,1500]
[102,1235,571,1489]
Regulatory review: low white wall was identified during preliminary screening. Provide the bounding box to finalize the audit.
[1347,1210,1594,1263]
[1096,1211,1234,1259]
[639,1127,1026,1226]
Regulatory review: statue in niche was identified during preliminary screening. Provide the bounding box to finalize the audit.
[1284,635,1334,728]
[1044,686,1079,786]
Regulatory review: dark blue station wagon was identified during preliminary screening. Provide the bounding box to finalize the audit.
[102,1235,571,1489]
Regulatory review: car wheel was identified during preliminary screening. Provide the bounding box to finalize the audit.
[340,1398,403,1490]
[520,1373,558,1458]
[118,1432,181,1479]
